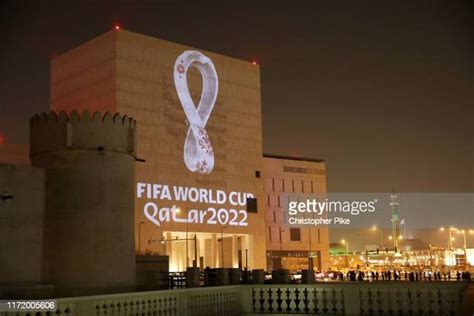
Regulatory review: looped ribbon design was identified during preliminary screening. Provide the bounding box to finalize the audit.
[174,50,218,174]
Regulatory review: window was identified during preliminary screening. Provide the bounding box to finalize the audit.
[246,197,258,213]
[283,166,325,175]
[290,228,301,241]
[268,227,272,241]
[255,170,261,178]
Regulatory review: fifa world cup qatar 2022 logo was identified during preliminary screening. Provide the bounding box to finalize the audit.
[174,50,218,174]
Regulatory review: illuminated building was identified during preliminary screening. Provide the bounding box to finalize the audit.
[46,29,329,271]
[263,155,329,271]
[0,28,329,283]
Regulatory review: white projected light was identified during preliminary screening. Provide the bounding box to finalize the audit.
[137,183,252,227]
[174,50,218,174]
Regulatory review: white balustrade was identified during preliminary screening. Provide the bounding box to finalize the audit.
[4,282,468,315]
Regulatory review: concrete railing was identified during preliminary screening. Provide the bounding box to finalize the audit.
[5,282,469,315]
[242,282,468,315]
[6,286,241,316]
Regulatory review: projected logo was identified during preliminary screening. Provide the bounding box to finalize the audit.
[174,50,218,174]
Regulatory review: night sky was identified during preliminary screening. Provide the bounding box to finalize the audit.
[0,1,472,193]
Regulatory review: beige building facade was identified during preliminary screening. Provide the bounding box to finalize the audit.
[46,28,328,272]
[263,155,330,271]
[50,29,265,271]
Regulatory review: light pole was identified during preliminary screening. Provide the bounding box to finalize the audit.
[456,229,468,267]
[308,226,313,270]
[440,227,456,250]
[220,226,226,268]
[341,239,349,268]
[449,228,454,250]
[456,229,467,249]
[279,227,286,270]
[138,221,145,255]
[185,209,189,267]
[176,208,190,267]
[193,234,198,268]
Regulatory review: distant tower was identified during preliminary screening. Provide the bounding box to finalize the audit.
[390,188,401,251]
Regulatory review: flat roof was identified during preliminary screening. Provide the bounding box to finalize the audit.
[263,153,325,163]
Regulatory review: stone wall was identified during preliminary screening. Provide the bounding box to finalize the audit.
[0,164,45,286]
[29,111,137,297]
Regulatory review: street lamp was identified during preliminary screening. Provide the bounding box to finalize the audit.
[220,226,226,268]
[279,228,286,270]
[341,239,349,268]
[456,229,468,266]
[456,230,467,249]
[176,207,191,267]
[138,221,145,255]
[440,226,456,250]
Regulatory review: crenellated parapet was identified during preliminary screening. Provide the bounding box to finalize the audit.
[30,110,136,157]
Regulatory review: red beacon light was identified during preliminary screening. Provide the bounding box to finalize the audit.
[252,61,257,65]
[114,25,121,31]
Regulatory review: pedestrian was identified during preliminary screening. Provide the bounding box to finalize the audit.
[351,271,357,281]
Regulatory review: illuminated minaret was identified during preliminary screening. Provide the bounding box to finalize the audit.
[390,188,401,251]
